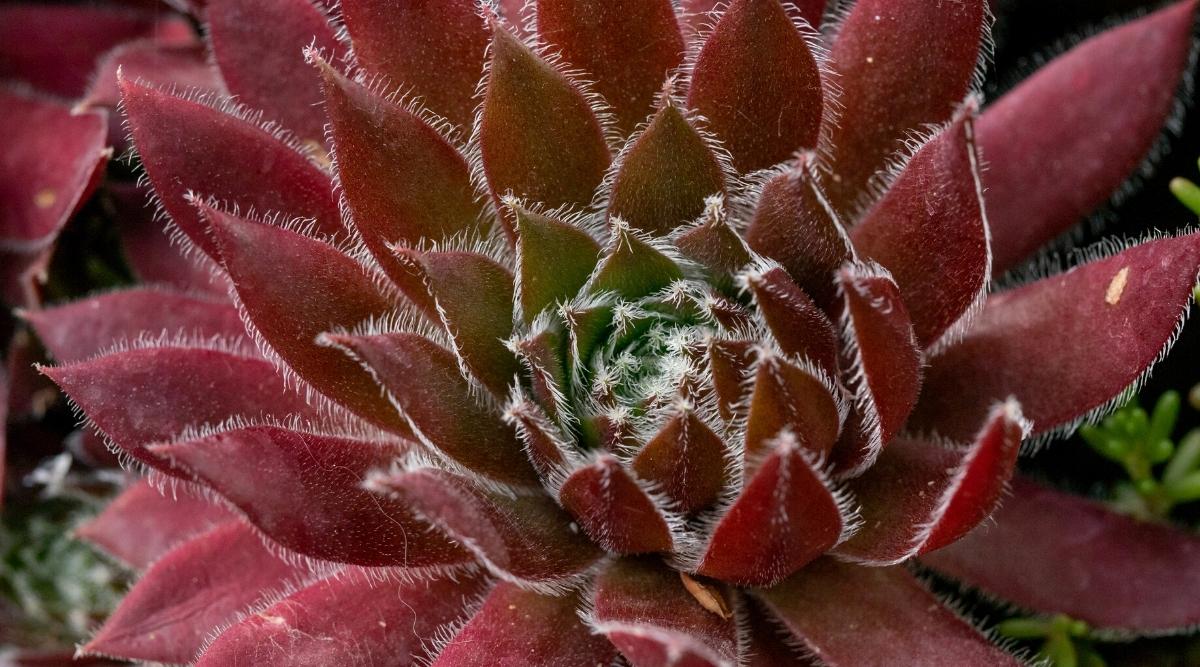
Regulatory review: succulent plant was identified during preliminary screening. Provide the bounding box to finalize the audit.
[5,0,1200,664]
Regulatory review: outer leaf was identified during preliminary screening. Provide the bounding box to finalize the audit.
[744,265,838,375]
[823,0,987,210]
[851,103,990,349]
[41,346,313,471]
[24,287,244,363]
[910,233,1200,441]
[833,264,922,476]
[82,523,302,664]
[744,352,842,459]
[633,409,728,514]
[680,0,825,36]
[512,204,601,322]
[698,431,848,587]
[607,101,726,235]
[323,332,540,487]
[433,583,619,667]
[1,90,107,251]
[81,41,221,111]
[744,156,851,311]
[686,0,823,172]
[592,558,738,667]
[319,59,484,284]
[835,400,1027,565]
[199,204,410,434]
[982,0,1198,273]
[537,0,685,135]
[121,78,341,256]
[207,0,342,145]
[756,558,1021,667]
[75,480,234,570]
[198,570,488,667]
[479,23,612,215]
[922,477,1200,632]
[560,455,675,554]
[383,469,602,587]
[340,0,489,128]
[152,426,469,568]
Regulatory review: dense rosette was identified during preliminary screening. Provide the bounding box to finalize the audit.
[5,0,1200,664]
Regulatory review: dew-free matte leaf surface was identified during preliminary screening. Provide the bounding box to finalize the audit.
[560,455,675,553]
[982,0,1198,273]
[512,205,601,322]
[746,266,839,375]
[633,409,728,514]
[923,477,1200,632]
[744,353,842,458]
[81,41,221,110]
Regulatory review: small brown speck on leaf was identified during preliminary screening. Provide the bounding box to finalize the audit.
[34,188,56,209]
[1105,266,1130,305]
[680,571,732,620]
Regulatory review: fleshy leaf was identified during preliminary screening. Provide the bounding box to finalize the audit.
[982,0,1199,273]
[835,400,1027,565]
[152,426,469,568]
[592,558,738,667]
[823,0,987,210]
[537,0,685,135]
[433,583,619,666]
[81,41,221,111]
[382,469,602,587]
[910,233,1200,441]
[560,454,675,554]
[83,523,301,664]
[1,90,107,251]
[922,477,1200,633]
[199,203,410,434]
[833,263,922,476]
[323,332,540,487]
[674,199,751,293]
[340,0,489,128]
[756,558,1022,667]
[510,329,569,421]
[207,0,342,145]
[588,221,684,300]
[744,156,851,311]
[75,480,234,570]
[698,430,848,586]
[479,22,612,215]
[198,570,488,667]
[41,346,313,472]
[512,204,601,323]
[745,351,842,459]
[706,338,754,423]
[319,59,484,287]
[24,287,244,363]
[393,249,519,396]
[686,0,824,172]
[120,78,341,256]
[607,101,726,235]
[633,408,728,514]
[743,265,838,375]
[851,102,989,349]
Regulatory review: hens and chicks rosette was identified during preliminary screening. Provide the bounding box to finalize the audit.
[4,0,1200,664]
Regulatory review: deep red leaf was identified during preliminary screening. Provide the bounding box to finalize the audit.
[340,0,489,129]
[198,203,411,434]
[207,0,342,145]
[851,102,990,349]
[433,583,619,667]
[924,477,1200,632]
[383,469,601,586]
[121,78,341,256]
[479,22,612,217]
[82,523,304,664]
[593,558,738,667]
[510,328,569,422]
[674,200,751,293]
[757,558,1021,667]
[24,287,244,363]
[41,346,313,472]
[686,0,823,172]
[706,338,754,423]
[835,400,1027,564]
[153,426,469,568]
[698,431,847,586]
[633,409,729,514]
[323,332,540,487]
[910,233,1200,441]
[82,41,221,111]
[75,480,234,570]
[983,0,1198,273]
[537,0,685,135]
[745,349,842,459]
[560,454,675,554]
[744,156,851,312]
[198,570,488,667]
[608,102,727,236]
[744,266,839,376]
[832,264,922,476]
[679,0,825,37]
[823,0,987,211]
